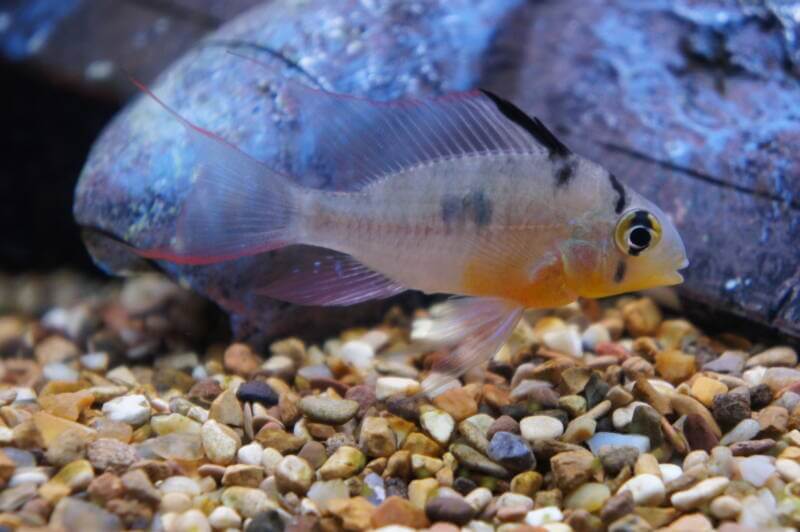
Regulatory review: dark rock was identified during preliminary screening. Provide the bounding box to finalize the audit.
[487,431,535,472]
[187,378,223,406]
[384,477,408,499]
[486,415,520,440]
[712,388,751,429]
[601,490,635,524]
[628,405,663,448]
[684,413,720,452]
[749,384,773,410]
[246,510,285,532]
[385,396,420,421]
[236,380,279,407]
[499,403,528,420]
[453,477,477,496]
[598,446,639,476]
[425,496,475,526]
[345,385,377,418]
[730,438,776,456]
[584,373,610,409]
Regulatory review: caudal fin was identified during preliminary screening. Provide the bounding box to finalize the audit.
[132,80,303,265]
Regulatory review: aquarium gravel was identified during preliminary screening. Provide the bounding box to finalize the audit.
[0,272,799,531]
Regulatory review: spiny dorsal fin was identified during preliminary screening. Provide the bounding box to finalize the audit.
[479,89,571,160]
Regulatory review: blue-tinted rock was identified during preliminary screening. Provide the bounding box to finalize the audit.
[487,431,535,472]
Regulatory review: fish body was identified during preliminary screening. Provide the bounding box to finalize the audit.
[136,80,688,393]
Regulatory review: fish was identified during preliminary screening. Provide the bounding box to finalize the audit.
[134,81,689,394]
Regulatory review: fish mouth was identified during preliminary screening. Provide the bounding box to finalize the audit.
[664,256,690,285]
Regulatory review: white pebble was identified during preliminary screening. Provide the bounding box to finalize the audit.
[617,474,665,506]
[776,458,800,482]
[465,487,493,512]
[659,463,683,484]
[710,495,742,520]
[742,366,767,386]
[720,418,761,446]
[520,416,564,441]
[496,492,533,510]
[159,476,201,495]
[102,394,151,425]
[80,352,109,371]
[581,323,611,351]
[9,468,49,487]
[375,377,420,399]
[237,442,264,465]
[360,329,390,350]
[160,492,192,513]
[612,401,650,429]
[738,455,776,487]
[543,326,582,358]
[420,409,455,444]
[671,476,730,510]
[525,506,563,526]
[339,340,375,370]
[262,448,283,475]
[208,506,242,529]
[175,509,210,532]
[43,362,79,382]
[11,387,36,403]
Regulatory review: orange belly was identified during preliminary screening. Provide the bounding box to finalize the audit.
[461,253,576,308]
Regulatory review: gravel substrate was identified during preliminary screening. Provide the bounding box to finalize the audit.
[0,272,799,531]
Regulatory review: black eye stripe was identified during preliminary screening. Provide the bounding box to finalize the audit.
[631,210,653,229]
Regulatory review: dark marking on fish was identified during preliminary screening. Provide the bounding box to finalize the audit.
[441,195,462,226]
[470,190,493,226]
[613,260,627,283]
[555,159,576,188]
[631,209,652,229]
[609,173,627,214]
[440,190,493,229]
[480,90,571,160]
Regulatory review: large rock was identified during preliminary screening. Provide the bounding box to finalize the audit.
[73,0,524,340]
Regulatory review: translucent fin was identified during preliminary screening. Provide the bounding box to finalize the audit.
[283,83,562,188]
[255,246,406,306]
[131,80,302,265]
[413,297,523,396]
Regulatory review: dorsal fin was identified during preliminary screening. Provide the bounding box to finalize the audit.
[283,82,559,189]
[479,90,571,160]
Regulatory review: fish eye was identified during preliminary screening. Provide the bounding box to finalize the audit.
[615,210,662,256]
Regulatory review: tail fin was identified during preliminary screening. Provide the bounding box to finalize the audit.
[131,79,303,265]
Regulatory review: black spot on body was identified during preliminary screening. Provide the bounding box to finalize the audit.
[479,90,571,160]
[609,173,627,213]
[613,260,627,283]
[555,159,576,188]
[440,190,493,229]
[470,190,493,226]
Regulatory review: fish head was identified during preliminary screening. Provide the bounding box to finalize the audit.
[561,189,688,298]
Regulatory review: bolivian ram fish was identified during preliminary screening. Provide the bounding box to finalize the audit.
[139,83,688,391]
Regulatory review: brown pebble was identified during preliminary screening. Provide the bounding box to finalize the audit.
[730,438,776,456]
[601,490,634,523]
[371,496,430,529]
[684,413,720,452]
[223,343,262,377]
[87,472,124,505]
[487,415,520,440]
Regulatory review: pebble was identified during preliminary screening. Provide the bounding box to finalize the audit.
[220,487,276,519]
[543,326,582,358]
[720,418,761,446]
[703,350,747,375]
[319,446,366,480]
[86,438,137,473]
[339,340,375,370]
[598,445,640,475]
[564,482,610,512]
[551,450,596,492]
[612,401,649,430]
[208,506,242,529]
[524,506,563,526]
[465,487,493,512]
[159,476,201,495]
[372,496,430,528]
[299,395,360,425]
[237,442,264,465]
[432,387,479,421]
[712,388,751,429]
[520,415,564,441]
[582,323,611,351]
[617,474,665,506]
[101,394,151,426]
[9,468,48,487]
[308,479,349,511]
[174,509,211,532]
[655,349,696,384]
[235,380,279,406]
[690,376,728,407]
[670,476,729,510]
[562,415,597,444]
[776,458,800,482]
[275,455,313,494]
[738,455,776,487]
[659,463,683,483]
[425,496,475,526]
[587,432,650,454]
[201,420,241,465]
[420,409,455,444]
[450,443,510,478]
[488,431,535,472]
[209,388,244,427]
[710,495,742,520]
[746,346,797,367]
[376,377,421,400]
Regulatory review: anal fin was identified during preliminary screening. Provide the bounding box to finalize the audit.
[412,297,523,396]
[255,245,406,306]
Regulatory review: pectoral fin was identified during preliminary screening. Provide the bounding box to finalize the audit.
[413,297,523,396]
